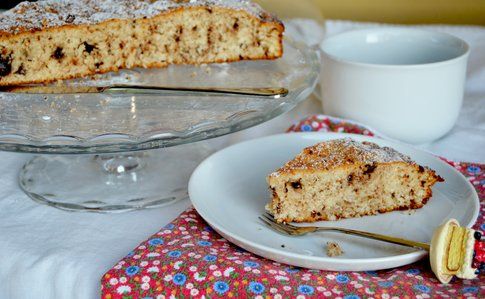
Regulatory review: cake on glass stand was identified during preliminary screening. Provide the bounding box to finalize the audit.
[0,38,318,212]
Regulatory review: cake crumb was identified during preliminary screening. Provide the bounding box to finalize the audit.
[326,242,343,257]
[402,209,416,215]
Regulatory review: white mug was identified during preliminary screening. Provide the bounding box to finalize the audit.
[318,28,469,144]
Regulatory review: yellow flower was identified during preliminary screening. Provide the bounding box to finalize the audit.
[104,294,112,299]
[134,277,139,282]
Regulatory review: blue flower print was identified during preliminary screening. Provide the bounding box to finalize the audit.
[198,240,212,246]
[406,268,420,275]
[414,284,430,293]
[462,287,479,293]
[125,265,140,276]
[168,250,182,258]
[378,281,394,288]
[148,238,164,246]
[285,267,300,273]
[164,223,175,229]
[243,261,260,268]
[213,281,229,295]
[481,223,485,231]
[298,285,314,295]
[249,282,265,294]
[336,274,350,283]
[344,295,361,299]
[301,124,312,132]
[203,255,217,262]
[365,271,377,276]
[173,273,186,286]
[126,251,135,257]
[204,225,214,232]
[467,165,481,174]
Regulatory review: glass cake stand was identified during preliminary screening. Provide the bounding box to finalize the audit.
[0,38,318,212]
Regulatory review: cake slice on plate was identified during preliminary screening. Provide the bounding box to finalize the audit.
[266,138,443,223]
[0,0,284,86]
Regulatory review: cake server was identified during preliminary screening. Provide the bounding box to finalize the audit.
[0,85,289,98]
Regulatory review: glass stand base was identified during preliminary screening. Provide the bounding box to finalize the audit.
[18,143,213,212]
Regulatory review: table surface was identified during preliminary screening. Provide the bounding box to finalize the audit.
[0,20,484,299]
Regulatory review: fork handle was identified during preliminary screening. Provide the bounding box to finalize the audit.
[318,227,430,251]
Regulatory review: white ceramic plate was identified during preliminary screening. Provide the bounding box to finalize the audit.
[188,133,479,271]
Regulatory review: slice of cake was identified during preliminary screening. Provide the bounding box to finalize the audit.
[0,0,284,86]
[266,138,443,223]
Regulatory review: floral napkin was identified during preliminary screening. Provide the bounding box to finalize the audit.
[102,115,484,299]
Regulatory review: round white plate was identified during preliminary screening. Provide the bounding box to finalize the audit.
[188,133,479,271]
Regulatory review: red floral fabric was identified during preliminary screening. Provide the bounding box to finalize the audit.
[102,115,484,299]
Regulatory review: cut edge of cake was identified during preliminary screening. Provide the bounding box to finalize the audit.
[266,138,444,223]
[0,0,284,86]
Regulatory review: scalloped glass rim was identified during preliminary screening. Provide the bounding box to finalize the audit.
[0,38,319,154]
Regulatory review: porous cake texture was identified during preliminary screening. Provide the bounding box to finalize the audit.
[266,138,443,223]
[0,0,284,86]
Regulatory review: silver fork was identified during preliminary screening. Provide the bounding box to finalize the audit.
[259,212,430,251]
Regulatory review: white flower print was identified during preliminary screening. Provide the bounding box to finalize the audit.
[296,295,306,299]
[174,261,183,269]
[179,226,186,231]
[140,261,148,267]
[323,291,332,297]
[133,254,141,259]
[255,296,263,299]
[326,274,335,280]
[274,295,282,299]
[138,245,146,250]
[141,283,150,290]
[188,252,195,257]
[194,254,201,259]
[223,267,235,277]
[209,265,218,270]
[142,275,150,283]
[190,289,199,296]
[109,278,118,285]
[278,270,286,275]
[189,266,197,272]
[268,269,277,274]
[354,283,363,289]
[382,294,390,299]
[169,295,177,299]
[301,276,310,281]
[116,285,131,294]
[182,231,189,235]
[213,270,222,277]
[317,286,326,292]
[270,288,278,294]
[114,265,122,270]
[332,287,342,294]
[283,286,292,291]
[275,275,289,281]
[244,266,251,272]
[156,295,165,299]
[194,272,205,282]
[153,260,160,265]
[146,253,160,258]
[147,266,159,273]
[252,269,260,274]
[234,260,242,264]
[119,277,127,283]
[181,236,192,240]
[201,235,209,240]
[163,230,171,234]
[164,275,173,282]
[186,283,194,289]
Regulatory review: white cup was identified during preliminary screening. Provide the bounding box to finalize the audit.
[318,28,469,144]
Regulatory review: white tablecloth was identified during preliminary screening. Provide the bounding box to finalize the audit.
[0,20,484,299]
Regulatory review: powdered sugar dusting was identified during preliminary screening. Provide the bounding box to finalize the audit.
[0,0,273,35]
[271,138,414,176]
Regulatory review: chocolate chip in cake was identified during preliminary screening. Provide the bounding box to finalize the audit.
[291,180,302,189]
[52,47,64,60]
[418,165,425,173]
[15,63,26,75]
[0,54,12,77]
[347,174,354,184]
[233,20,239,30]
[83,42,96,54]
[363,163,377,175]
